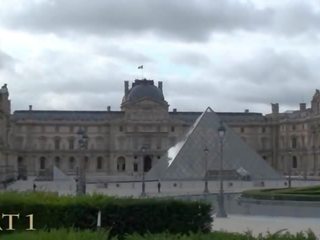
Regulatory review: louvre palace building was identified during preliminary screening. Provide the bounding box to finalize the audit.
[0,79,320,182]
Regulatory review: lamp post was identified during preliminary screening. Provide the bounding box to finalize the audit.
[288,149,292,188]
[141,146,147,197]
[77,127,88,195]
[216,121,227,218]
[204,147,209,194]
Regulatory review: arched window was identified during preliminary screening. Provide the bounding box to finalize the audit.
[39,156,46,170]
[117,157,126,172]
[69,157,75,170]
[292,156,298,169]
[54,156,60,167]
[97,156,103,170]
[291,136,297,149]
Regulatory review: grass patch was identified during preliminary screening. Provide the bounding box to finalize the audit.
[1,229,317,240]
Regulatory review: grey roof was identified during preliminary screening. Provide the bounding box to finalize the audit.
[170,111,266,124]
[12,109,266,123]
[146,107,281,181]
[124,79,165,103]
[12,110,124,122]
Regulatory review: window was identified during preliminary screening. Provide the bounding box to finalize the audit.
[171,126,175,132]
[97,157,103,170]
[55,125,60,132]
[69,126,74,133]
[291,136,297,149]
[69,138,75,150]
[292,124,296,130]
[262,127,266,133]
[54,137,60,150]
[39,157,46,170]
[84,156,89,170]
[133,163,138,172]
[292,156,298,168]
[54,156,60,167]
[241,127,245,133]
[119,126,123,132]
[117,157,126,172]
[69,157,75,170]
[301,136,305,147]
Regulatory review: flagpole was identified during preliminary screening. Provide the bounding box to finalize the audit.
[138,65,144,79]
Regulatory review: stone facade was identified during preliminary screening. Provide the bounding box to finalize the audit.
[0,79,320,181]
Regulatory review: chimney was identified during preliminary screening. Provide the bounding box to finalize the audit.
[107,106,111,111]
[124,81,129,95]
[158,81,163,91]
[29,105,32,111]
[173,108,177,113]
[300,103,306,111]
[271,103,279,114]
[244,109,249,113]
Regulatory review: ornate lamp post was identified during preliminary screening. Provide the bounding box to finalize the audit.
[141,146,147,197]
[204,147,209,194]
[288,149,292,188]
[216,121,227,218]
[77,127,88,195]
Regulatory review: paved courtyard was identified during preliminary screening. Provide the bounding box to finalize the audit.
[213,215,320,237]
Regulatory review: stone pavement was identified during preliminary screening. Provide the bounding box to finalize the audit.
[213,215,320,237]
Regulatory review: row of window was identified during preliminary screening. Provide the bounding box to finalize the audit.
[118,125,176,132]
[280,124,308,132]
[116,156,152,173]
[18,156,104,171]
[239,127,267,134]
[16,125,106,134]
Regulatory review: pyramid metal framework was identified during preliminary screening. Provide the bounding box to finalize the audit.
[146,107,281,181]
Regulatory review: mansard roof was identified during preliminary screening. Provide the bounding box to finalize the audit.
[170,111,266,124]
[12,110,124,122]
[12,110,265,123]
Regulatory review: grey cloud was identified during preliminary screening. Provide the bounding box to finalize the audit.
[95,44,153,64]
[0,50,15,70]
[1,0,269,41]
[171,51,211,67]
[220,49,314,85]
[213,49,320,108]
[6,49,130,111]
[2,0,320,41]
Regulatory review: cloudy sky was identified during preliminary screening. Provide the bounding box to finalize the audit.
[0,0,320,114]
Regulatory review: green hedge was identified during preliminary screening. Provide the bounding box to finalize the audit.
[0,192,212,236]
[1,229,317,240]
[242,186,320,201]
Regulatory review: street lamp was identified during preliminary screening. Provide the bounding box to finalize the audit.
[77,127,88,195]
[216,121,227,218]
[287,149,292,188]
[204,147,209,194]
[141,146,147,197]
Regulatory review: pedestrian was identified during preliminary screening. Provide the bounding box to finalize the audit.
[33,183,36,192]
[157,180,161,193]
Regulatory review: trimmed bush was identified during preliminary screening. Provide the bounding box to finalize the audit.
[0,192,212,236]
[242,186,320,201]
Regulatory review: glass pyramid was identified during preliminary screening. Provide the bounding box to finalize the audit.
[146,107,281,180]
